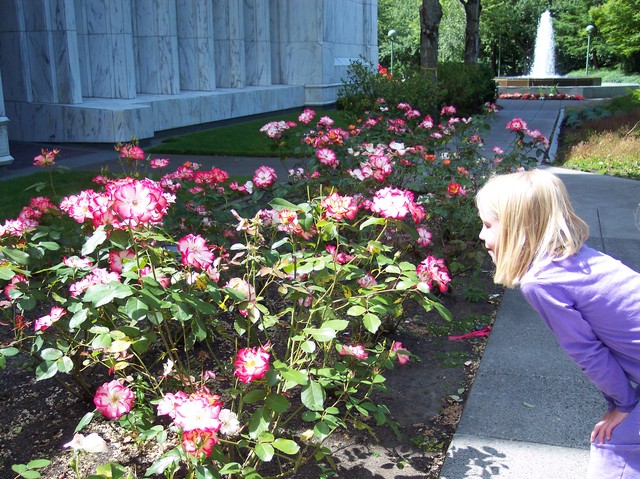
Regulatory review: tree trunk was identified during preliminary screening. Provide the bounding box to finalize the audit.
[420,0,442,70]
[460,0,481,64]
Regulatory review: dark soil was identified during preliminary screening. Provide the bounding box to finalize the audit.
[0,271,502,479]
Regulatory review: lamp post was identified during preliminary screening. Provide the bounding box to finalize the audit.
[585,24,595,76]
[388,29,397,76]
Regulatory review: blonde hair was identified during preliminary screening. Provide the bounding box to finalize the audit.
[476,169,589,288]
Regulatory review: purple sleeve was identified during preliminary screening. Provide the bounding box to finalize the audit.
[521,280,639,412]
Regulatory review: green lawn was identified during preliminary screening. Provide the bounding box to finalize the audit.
[0,108,352,221]
[0,170,98,221]
[147,109,351,157]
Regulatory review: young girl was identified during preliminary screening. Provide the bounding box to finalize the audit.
[476,168,640,478]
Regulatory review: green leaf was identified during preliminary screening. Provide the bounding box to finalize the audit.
[265,393,290,413]
[301,380,325,411]
[0,246,30,265]
[359,217,385,230]
[38,241,60,251]
[56,356,74,373]
[0,264,15,280]
[81,227,108,256]
[0,347,19,357]
[40,348,63,361]
[301,340,316,354]
[305,326,336,342]
[363,313,381,333]
[75,411,95,432]
[248,407,270,440]
[145,455,180,476]
[218,463,242,474]
[84,283,133,307]
[35,360,58,381]
[273,360,308,386]
[69,308,89,329]
[124,297,148,321]
[346,305,366,316]
[313,421,331,441]
[15,470,41,479]
[273,438,300,455]
[434,301,453,321]
[254,442,274,462]
[269,198,301,211]
[26,459,51,469]
[195,465,216,479]
[244,389,267,404]
[322,319,349,331]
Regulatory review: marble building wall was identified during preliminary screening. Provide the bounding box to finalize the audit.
[75,0,137,99]
[0,0,377,148]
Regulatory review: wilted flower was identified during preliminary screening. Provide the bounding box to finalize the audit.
[63,433,109,453]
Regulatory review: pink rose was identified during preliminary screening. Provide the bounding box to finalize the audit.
[177,234,215,270]
[391,341,410,365]
[94,380,135,419]
[253,166,277,188]
[234,346,270,384]
[339,344,369,360]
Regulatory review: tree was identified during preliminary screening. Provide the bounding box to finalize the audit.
[420,0,443,70]
[459,0,482,64]
[480,0,548,76]
[590,0,640,72]
[439,0,466,62]
[377,0,422,74]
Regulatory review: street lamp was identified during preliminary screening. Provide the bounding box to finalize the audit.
[585,24,595,76]
[388,29,397,76]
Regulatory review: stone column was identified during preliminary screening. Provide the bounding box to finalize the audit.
[75,0,137,99]
[212,0,245,88]
[133,0,180,95]
[176,0,216,91]
[0,0,82,104]
[243,0,271,87]
[0,71,14,166]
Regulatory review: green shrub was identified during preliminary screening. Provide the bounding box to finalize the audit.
[436,62,498,115]
[337,60,438,117]
[337,59,497,119]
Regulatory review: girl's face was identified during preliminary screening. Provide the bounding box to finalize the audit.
[479,212,500,263]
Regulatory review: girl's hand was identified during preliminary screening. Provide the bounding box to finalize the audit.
[591,409,629,444]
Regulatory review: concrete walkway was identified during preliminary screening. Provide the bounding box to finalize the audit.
[2,99,639,478]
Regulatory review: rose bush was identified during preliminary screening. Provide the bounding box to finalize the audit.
[0,102,544,478]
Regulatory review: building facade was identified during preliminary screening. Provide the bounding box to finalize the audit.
[0,0,377,165]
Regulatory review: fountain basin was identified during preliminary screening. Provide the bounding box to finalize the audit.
[495,77,638,99]
[495,76,602,87]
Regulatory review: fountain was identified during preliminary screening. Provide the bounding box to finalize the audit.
[495,10,604,95]
[529,10,557,78]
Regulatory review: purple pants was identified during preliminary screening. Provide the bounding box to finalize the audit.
[588,404,640,478]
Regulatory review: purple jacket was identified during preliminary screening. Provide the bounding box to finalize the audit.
[520,246,640,412]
